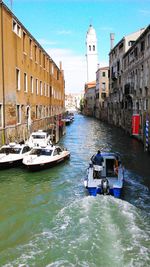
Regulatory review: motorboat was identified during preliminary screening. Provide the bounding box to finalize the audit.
[0,142,31,169]
[68,113,74,122]
[25,130,52,148]
[61,117,71,125]
[84,152,124,198]
[23,144,70,171]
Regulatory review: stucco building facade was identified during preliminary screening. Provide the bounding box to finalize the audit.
[95,66,109,120]
[0,1,65,145]
[122,25,150,146]
[108,28,145,129]
[83,81,96,116]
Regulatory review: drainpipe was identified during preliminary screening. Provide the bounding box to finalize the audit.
[1,3,5,144]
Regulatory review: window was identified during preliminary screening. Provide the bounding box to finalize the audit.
[102,72,106,77]
[0,104,2,128]
[134,47,138,57]
[17,25,21,36]
[23,32,26,53]
[30,76,33,93]
[53,149,58,156]
[40,81,42,95]
[144,99,148,110]
[43,54,45,68]
[39,105,42,118]
[128,40,135,46]
[44,83,46,96]
[141,41,145,52]
[16,68,20,90]
[16,105,21,124]
[93,45,95,51]
[51,64,54,74]
[35,45,37,62]
[13,20,17,32]
[102,82,106,91]
[12,19,21,37]
[47,84,49,97]
[22,146,31,153]
[36,79,38,95]
[49,86,52,97]
[43,106,46,117]
[47,58,49,72]
[24,73,27,92]
[35,105,38,119]
[29,39,32,58]
[46,107,48,116]
[39,50,42,66]
[57,70,59,80]
[89,45,91,51]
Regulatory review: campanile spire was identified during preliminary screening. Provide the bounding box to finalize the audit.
[86,24,98,82]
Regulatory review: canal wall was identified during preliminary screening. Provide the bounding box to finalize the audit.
[0,115,65,145]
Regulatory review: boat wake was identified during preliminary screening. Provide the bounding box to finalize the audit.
[2,196,150,267]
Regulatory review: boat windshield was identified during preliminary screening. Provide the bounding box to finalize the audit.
[0,147,21,154]
[30,148,52,156]
[32,135,46,139]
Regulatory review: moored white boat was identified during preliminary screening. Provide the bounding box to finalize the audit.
[25,130,52,148]
[23,144,70,171]
[61,118,71,125]
[0,142,31,169]
[84,152,124,198]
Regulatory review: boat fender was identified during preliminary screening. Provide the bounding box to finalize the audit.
[101,178,109,195]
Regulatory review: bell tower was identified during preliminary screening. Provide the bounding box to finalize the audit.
[86,24,98,82]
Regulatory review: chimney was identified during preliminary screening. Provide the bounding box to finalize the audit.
[59,61,62,71]
[110,33,115,50]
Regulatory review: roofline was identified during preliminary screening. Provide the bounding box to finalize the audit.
[96,66,109,72]
[109,37,125,55]
[123,24,150,58]
[0,0,61,70]
[109,27,147,56]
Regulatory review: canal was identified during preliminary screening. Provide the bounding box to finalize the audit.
[0,114,150,267]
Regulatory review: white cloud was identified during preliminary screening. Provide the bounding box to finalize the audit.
[46,48,86,93]
[56,30,72,35]
[99,26,114,31]
[139,9,150,15]
[38,39,57,46]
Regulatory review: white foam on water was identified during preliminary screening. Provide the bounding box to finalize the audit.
[2,196,150,267]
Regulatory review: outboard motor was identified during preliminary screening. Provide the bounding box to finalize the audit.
[101,178,109,195]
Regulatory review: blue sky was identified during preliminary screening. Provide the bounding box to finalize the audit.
[3,0,150,93]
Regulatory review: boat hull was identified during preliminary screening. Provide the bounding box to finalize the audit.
[0,159,23,170]
[87,186,122,198]
[24,154,70,172]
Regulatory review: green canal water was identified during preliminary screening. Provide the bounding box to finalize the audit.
[0,114,150,267]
